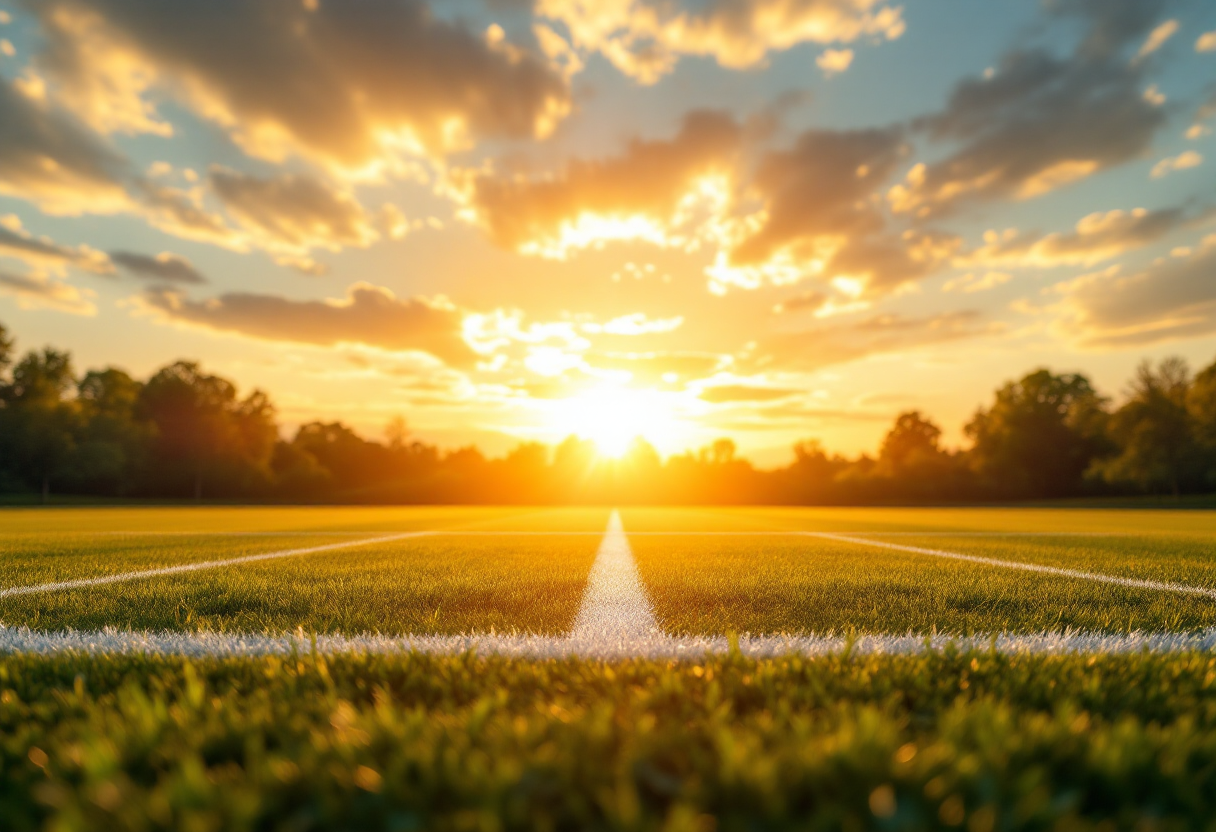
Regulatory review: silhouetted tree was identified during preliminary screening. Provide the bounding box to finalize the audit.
[1101,358,1203,497]
[137,361,275,499]
[966,369,1111,498]
[0,348,79,502]
[1188,356,1216,486]
[70,368,151,494]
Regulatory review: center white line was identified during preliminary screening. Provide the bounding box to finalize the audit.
[568,510,661,642]
[0,532,431,599]
[808,532,1216,600]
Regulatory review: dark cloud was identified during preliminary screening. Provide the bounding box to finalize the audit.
[210,169,377,254]
[110,251,207,285]
[0,267,95,314]
[0,219,113,273]
[467,109,743,255]
[0,76,130,215]
[22,0,571,167]
[891,2,1172,216]
[720,126,959,295]
[961,205,1211,268]
[141,282,477,367]
[1062,242,1216,346]
[0,77,238,245]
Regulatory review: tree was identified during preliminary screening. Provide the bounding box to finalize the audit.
[71,367,151,494]
[879,411,943,470]
[1189,355,1216,456]
[0,348,79,501]
[0,322,12,377]
[137,361,275,499]
[385,415,409,451]
[1102,358,1202,496]
[966,369,1111,498]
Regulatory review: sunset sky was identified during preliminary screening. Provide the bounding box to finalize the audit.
[1,0,1215,464]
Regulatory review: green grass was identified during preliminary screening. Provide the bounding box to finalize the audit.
[3,650,1216,831]
[0,536,599,635]
[3,506,1216,636]
[630,535,1216,635]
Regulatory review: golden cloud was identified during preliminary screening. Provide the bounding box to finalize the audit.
[22,0,571,171]
[139,282,478,367]
[537,0,903,83]
[464,109,742,258]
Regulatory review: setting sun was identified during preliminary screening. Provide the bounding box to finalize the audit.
[547,385,684,457]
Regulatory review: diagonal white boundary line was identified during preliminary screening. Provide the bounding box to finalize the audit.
[0,532,431,599]
[809,532,1216,600]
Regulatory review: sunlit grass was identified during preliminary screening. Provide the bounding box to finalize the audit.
[0,536,599,635]
[2,650,1216,830]
[629,534,1216,635]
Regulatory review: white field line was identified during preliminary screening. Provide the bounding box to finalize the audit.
[810,532,1216,600]
[81,530,1120,537]
[568,510,661,642]
[1,626,1214,660]
[0,532,431,599]
[2,513,1215,658]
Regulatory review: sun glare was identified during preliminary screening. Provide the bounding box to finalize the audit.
[548,385,682,458]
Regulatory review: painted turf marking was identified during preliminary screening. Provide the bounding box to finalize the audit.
[0,533,430,599]
[2,511,1215,657]
[1,626,1214,659]
[84,530,1120,537]
[569,510,661,641]
[810,532,1216,600]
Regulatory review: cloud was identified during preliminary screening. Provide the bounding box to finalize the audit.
[585,351,726,383]
[1058,238,1216,346]
[536,0,903,83]
[210,168,378,262]
[139,282,477,367]
[889,3,1170,216]
[464,109,743,257]
[773,290,828,314]
[1197,30,1216,52]
[699,384,801,403]
[0,214,112,273]
[741,310,996,371]
[110,251,206,284]
[0,76,240,247]
[1134,19,1178,61]
[816,48,854,75]
[959,205,1207,268]
[582,313,683,335]
[1151,150,1203,178]
[942,271,1012,293]
[0,268,96,314]
[0,75,131,215]
[712,126,960,296]
[21,0,571,170]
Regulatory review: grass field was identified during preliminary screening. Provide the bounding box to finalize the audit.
[1,505,1215,829]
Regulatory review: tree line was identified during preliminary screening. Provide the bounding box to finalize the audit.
[2,321,1215,504]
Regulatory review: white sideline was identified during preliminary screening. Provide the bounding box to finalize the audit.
[82,530,1120,537]
[810,532,1216,600]
[1,626,1214,659]
[0,532,430,599]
